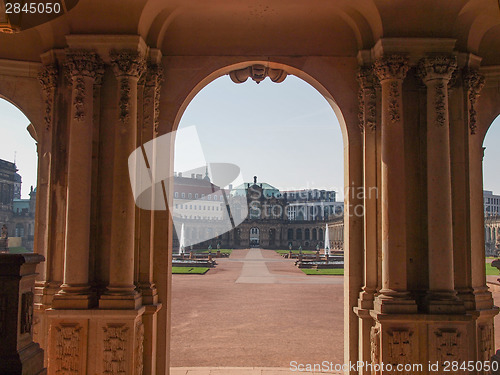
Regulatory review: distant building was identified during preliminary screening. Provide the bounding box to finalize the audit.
[0,158,36,251]
[485,215,500,256]
[484,190,500,216]
[173,175,343,250]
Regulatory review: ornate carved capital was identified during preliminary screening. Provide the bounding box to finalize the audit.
[143,64,163,133]
[110,50,147,78]
[373,55,409,82]
[464,69,485,135]
[65,50,104,81]
[357,67,377,131]
[38,64,58,130]
[229,64,287,84]
[145,63,163,87]
[65,51,104,122]
[419,55,457,83]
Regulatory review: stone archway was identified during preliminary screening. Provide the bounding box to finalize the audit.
[1,2,500,373]
[165,59,362,367]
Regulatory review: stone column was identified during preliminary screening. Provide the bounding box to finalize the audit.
[357,66,378,308]
[419,56,463,313]
[137,63,162,305]
[53,51,103,309]
[139,63,163,374]
[100,50,146,309]
[35,64,57,287]
[373,55,416,313]
[355,66,379,370]
[465,69,493,310]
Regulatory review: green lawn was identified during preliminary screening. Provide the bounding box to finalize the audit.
[276,250,315,255]
[6,247,28,254]
[301,268,344,275]
[197,249,232,255]
[486,263,499,276]
[172,267,209,274]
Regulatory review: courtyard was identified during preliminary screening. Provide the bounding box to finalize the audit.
[171,249,500,372]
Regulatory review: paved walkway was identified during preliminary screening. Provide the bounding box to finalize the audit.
[170,248,344,368]
[235,248,342,284]
[171,249,500,371]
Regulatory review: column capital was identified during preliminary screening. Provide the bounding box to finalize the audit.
[418,55,457,83]
[110,49,147,78]
[38,64,58,131]
[463,68,485,135]
[38,64,58,89]
[373,54,409,82]
[357,66,377,132]
[144,63,163,87]
[357,66,377,89]
[65,50,104,81]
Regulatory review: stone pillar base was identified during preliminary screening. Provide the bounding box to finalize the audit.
[368,310,495,375]
[373,294,417,314]
[46,307,145,374]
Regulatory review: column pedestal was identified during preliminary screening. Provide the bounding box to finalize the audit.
[0,254,47,375]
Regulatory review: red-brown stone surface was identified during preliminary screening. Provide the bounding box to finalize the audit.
[171,249,500,367]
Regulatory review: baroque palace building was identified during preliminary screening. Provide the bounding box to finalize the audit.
[172,174,344,250]
[1,1,500,374]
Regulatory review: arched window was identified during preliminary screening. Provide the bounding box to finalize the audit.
[288,229,293,240]
[296,229,302,240]
[305,228,310,240]
[312,228,317,240]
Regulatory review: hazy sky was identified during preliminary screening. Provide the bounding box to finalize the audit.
[0,100,37,198]
[1,73,500,200]
[176,75,345,197]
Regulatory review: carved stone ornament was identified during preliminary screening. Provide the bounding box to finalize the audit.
[229,64,287,84]
[144,64,164,133]
[118,77,132,122]
[435,329,461,364]
[370,326,380,365]
[463,69,485,135]
[111,50,146,122]
[434,81,447,127]
[65,51,104,122]
[479,324,493,362]
[388,81,401,123]
[110,50,147,78]
[373,55,408,124]
[418,55,457,83]
[357,67,377,131]
[135,322,144,375]
[38,64,58,130]
[55,323,82,374]
[65,50,104,81]
[20,291,33,335]
[418,56,457,127]
[373,55,409,82]
[387,330,413,366]
[103,324,128,374]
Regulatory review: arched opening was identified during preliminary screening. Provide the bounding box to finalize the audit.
[482,114,500,347]
[169,64,351,370]
[0,98,38,253]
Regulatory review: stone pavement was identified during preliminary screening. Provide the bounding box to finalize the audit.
[171,249,500,368]
[170,367,341,375]
[171,248,344,367]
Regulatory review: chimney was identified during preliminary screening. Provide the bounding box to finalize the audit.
[229,184,233,191]
[178,172,182,177]
[191,173,195,178]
